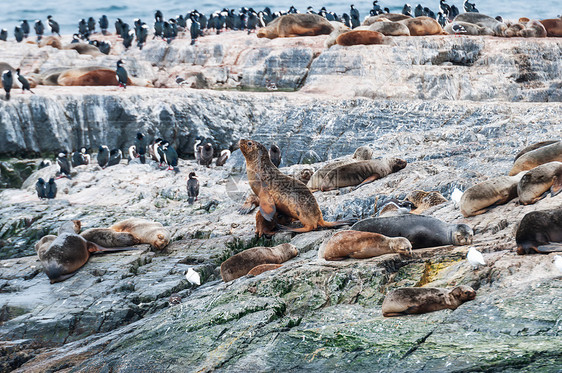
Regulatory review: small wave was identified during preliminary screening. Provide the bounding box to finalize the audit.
[95,5,128,12]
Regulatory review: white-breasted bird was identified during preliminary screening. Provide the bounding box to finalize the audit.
[451,187,463,207]
[467,247,486,269]
[185,267,201,285]
[554,255,562,273]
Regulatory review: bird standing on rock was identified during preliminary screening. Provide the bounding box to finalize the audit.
[467,247,486,269]
[2,70,12,100]
[0,29,7,41]
[99,15,109,34]
[47,16,60,36]
[97,145,110,168]
[15,69,34,94]
[14,26,23,42]
[107,149,122,167]
[198,143,214,167]
[21,20,30,38]
[187,172,200,204]
[216,150,231,166]
[45,178,57,199]
[36,178,46,199]
[185,267,201,285]
[116,60,128,89]
[56,151,72,179]
[162,143,179,172]
[34,20,44,41]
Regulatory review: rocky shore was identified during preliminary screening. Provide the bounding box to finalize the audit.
[0,33,561,372]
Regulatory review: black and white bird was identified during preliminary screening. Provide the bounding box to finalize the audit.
[216,149,231,166]
[414,4,424,17]
[162,143,179,172]
[107,149,122,167]
[15,69,34,94]
[99,15,109,35]
[34,20,44,41]
[56,151,72,178]
[437,12,447,27]
[198,143,214,167]
[71,147,90,167]
[87,17,96,33]
[2,70,12,100]
[115,60,128,89]
[14,26,23,42]
[21,20,30,38]
[97,145,110,168]
[134,132,147,164]
[439,0,451,17]
[402,4,413,17]
[47,15,60,36]
[0,29,7,41]
[175,75,187,85]
[269,144,281,167]
[187,172,200,204]
[350,5,360,29]
[189,13,201,45]
[448,5,460,21]
[451,23,468,35]
[36,178,46,199]
[45,178,57,199]
[122,30,135,49]
[463,0,479,13]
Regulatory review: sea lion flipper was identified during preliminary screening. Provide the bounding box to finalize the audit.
[353,175,379,190]
[551,176,562,196]
[258,189,276,222]
[535,243,562,253]
[87,242,138,253]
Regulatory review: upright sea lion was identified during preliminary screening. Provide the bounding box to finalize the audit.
[514,140,559,161]
[220,243,298,282]
[453,13,507,36]
[110,218,170,250]
[517,162,562,205]
[239,139,355,233]
[460,173,525,217]
[406,190,447,214]
[369,21,411,36]
[257,14,334,39]
[80,228,140,247]
[515,209,562,254]
[319,158,407,191]
[381,286,476,317]
[247,263,283,277]
[318,230,412,261]
[351,214,473,249]
[510,141,562,176]
[444,21,493,35]
[307,146,374,190]
[540,18,562,37]
[399,16,447,36]
[336,30,384,46]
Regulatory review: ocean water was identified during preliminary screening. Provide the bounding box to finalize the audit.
[0,0,560,36]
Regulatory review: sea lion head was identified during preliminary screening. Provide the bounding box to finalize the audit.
[298,168,313,184]
[239,139,270,165]
[389,158,407,172]
[450,285,476,301]
[389,237,413,255]
[152,231,171,250]
[451,224,474,246]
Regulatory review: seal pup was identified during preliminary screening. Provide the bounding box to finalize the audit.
[363,14,411,25]
[220,243,298,282]
[514,140,559,161]
[110,218,170,250]
[297,168,313,185]
[510,141,562,176]
[187,172,200,204]
[406,190,447,214]
[460,173,525,217]
[515,209,562,254]
[239,139,356,233]
[352,214,473,249]
[247,263,283,277]
[319,230,412,261]
[319,158,407,191]
[517,162,562,205]
[80,228,139,247]
[269,145,281,168]
[520,20,547,37]
[382,286,476,317]
[257,14,333,39]
[378,200,414,217]
[216,149,231,166]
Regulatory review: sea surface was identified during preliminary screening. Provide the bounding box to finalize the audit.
[0,0,560,36]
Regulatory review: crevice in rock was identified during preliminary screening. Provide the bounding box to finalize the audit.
[400,329,434,360]
[295,51,321,91]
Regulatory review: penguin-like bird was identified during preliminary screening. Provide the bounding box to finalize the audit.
[14,26,23,42]
[0,29,7,41]
[216,149,231,166]
[56,151,72,178]
[2,70,12,100]
[107,149,122,167]
[116,60,128,89]
[34,20,44,41]
[162,143,179,172]
[134,132,147,164]
[463,0,479,13]
[71,147,90,167]
[269,144,281,167]
[350,5,360,29]
[99,15,109,35]
[45,178,57,199]
[36,178,46,199]
[21,20,30,38]
[97,145,110,168]
[47,16,60,36]
[451,23,468,35]
[402,4,413,17]
[15,69,34,94]
[187,172,200,204]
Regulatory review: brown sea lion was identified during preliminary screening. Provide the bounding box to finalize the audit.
[247,263,283,277]
[382,286,476,317]
[540,18,562,37]
[220,243,298,282]
[324,21,351,48]
[297,168,313,185]
[509,141,562,176]
[453,13,507,36]
[363,14,411,25]
[80,228,140,247]
[319,230,412,261]
[58,220,82,234]
[514,140,559,161]
[399,16,447,36]
[336,30,384,46]
[239,139,355,233]
[319,158,407,191]
[307,146,374,190]
[504,22,526,37]
[515,208,562,254]
[256,14,333,39]
[444,21,493,35]
[460,173,525,217]
[519,17,530,24]
[58,67,134,87]
[239,193,260,214]
[369,21,411,36]
[521,20,547,37]
[517,162,562,205]
[406,190,447,214]
[110,218,170,250]
[39,36,63,49]
[63,43,101,56]
[378,200,414,217]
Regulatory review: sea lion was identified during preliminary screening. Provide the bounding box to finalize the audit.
[336,30,384,46]
[324,21,350,48]
[239,193,260,214]
[514,140,559,161]
[239,139,355,233]
[378,200,414,217]
[520,20,547,37]
[319,158,407,191]
[399,16,447,36]
[57,66,133,86]
[351,214,473,249]
[80,228,140,247]
[406,190,447,214]
[453,13,507,36]
[444,21,493,35]
[318,230,412,261]
[460,173,525,217]
[369,21,411,36]
[64,43,102,56]
[220,243,298,282]
[247,263,283,277]
[517,162,562,205]
[540,18,562,37]
[381,286,476,317]
[257,14,334,39]
[515,209,562,254]
[38,36,62,49]
[519,17,530,24]
[307,146,374,190]
[110,218,170,250]
[509,141,562,176]
[297,168,313,185]
[363,14,412,25]
[504,22,526,37]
